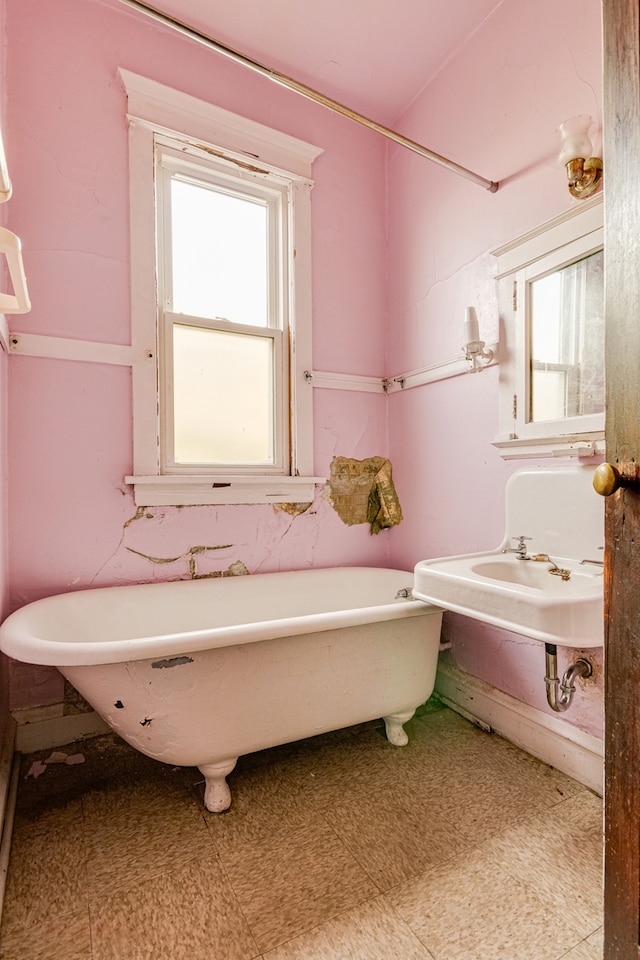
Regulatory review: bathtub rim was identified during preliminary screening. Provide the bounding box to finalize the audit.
[0,566,443,668]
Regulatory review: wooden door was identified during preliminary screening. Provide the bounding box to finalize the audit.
[602,1,640,956]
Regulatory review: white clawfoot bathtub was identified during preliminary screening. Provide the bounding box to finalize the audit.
[0,567,443,812]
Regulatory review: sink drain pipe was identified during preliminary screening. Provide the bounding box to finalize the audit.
[544,643,593,712]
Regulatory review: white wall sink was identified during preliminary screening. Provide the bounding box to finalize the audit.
[413,466,604,648]
[414,551,603,646]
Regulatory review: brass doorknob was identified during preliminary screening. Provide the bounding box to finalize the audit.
[593,462,624,497]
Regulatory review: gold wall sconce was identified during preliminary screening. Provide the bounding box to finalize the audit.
[557,115,603,200]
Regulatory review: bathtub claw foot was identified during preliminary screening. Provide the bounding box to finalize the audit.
[383,710,415,746]
[198,758,238,812]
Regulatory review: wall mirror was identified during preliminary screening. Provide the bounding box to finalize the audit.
[492,194,604,459]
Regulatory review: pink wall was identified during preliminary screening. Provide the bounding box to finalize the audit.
[2,0,606,741]
[0,0,11,737]
[4,0,390,708]
[386,0,604,738]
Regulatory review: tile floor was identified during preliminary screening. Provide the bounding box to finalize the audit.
[0,699,603,960]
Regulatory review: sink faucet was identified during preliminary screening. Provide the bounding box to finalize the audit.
[503,535,532,559]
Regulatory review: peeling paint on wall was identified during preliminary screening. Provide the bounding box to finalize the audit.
[273,502,313,518]
[125,544,250,580]
[326,456,403,534]
[126,544,233,565]
[193,559,250,579]
[123,506,155,529]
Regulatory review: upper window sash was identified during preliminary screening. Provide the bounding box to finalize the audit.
[156,144,289,330]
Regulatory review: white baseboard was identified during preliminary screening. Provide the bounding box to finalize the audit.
[435,661,604,796]
[14,706,110,754]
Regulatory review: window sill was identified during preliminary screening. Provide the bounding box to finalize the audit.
[491,432,605,460]
[124,475,326,506]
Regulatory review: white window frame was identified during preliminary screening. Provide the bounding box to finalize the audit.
[156,143,290,476]
[492,194,604,460]
[120,70,325,505]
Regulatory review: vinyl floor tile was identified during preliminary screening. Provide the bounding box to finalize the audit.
[480,791,604,928]
[561,933,603,960]
[324,786,470,890]
[221,820,379,952]
[0,910,93,960]
[0,827,89,941]
[586,928,604,954]
[398,711,582,803]
[422,755,586,844]
[82,778,213,898]
[385,715,524,798]
[388,844,587,960]
[486,735,585,800]
[201,757,319,853]
[401,707,494,754]
[13,795,84,839]
[89,855,259,960]
[263,896,435,960]
[1,709,605,960]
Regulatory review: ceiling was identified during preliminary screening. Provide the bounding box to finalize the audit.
[127,0,505,124]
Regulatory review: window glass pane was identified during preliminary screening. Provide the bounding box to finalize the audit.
[173,323,274,465]
[531,370,567,421]
[170,178,269,326]
[529,249,604,422]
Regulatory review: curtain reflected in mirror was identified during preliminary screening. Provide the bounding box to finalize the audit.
[529,249,604,423]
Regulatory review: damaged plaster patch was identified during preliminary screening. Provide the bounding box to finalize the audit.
[326,456,403,534]
[273,502,313,518]
[125,544,249,579]
[44,751,85,766]
[26,760,47,779]
[196,559,251,579]
[124,506,155,529]
[89,505,158,585]
[126,544,233,565]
